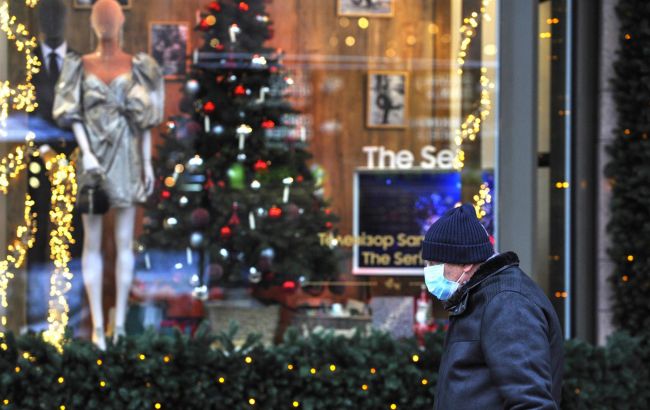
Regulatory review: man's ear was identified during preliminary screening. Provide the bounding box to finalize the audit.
[463,264,474,273]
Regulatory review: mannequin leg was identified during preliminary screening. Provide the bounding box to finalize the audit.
[113,206,136,343]
[81,213,105,350]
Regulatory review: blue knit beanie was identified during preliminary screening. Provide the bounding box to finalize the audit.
[421,203,494,264]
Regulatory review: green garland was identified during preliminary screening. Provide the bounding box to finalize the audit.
[605,0,650,334]
[1,327,650,409]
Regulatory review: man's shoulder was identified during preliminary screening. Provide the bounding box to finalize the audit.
[478,266,548,306]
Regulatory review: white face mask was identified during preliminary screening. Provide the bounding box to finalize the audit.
[423,264,465,301]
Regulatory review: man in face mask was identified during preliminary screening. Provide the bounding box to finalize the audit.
[421,203,564,410]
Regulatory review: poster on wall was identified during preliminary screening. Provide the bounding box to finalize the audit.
[338,0,394,17]
[149,22,190,80]
[367,71,409,129]
[352,169,461,275]
[74,0,131,9]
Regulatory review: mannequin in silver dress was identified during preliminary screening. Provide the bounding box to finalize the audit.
[53,0,164,349]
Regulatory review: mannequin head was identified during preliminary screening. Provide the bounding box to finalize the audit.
[37,0,67,48]
[91,0,125,41]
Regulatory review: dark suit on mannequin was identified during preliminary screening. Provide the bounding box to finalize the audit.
[26,0,83,328]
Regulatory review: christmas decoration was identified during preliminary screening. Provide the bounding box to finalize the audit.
[0,0,40,125]
[185,79,201,95]
[220,226,232,239]
[227,163,246,190]
[191,207,211,228]
[248,266,262,283]
[228,202,241,226]
[234,84,246,96]
[190,232,205,248]
[0,327,643,410]
[268,206,282,219]
[203,100,216,114]
[142,0,340,286]
[253,159,268,172]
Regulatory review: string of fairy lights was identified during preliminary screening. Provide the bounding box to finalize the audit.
[0,136,33,193]
[0,133,36,339]
[453,0,494,170]
[42,153,77,352]
[1,0,76,351]
[473,182,492,220]
[0,0,40,128]
[0,192,36,338]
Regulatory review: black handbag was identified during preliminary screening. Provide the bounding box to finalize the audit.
[76,169,110,215]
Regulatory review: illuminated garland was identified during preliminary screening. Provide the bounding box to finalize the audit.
[0,194,36,338]
[42,153,76,352]
[0,132,35,193]
[453,0,494,169]
[473,182,492,219]
[0,0,41,126]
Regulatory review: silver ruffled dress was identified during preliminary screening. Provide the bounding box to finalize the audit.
[53,52,164,208]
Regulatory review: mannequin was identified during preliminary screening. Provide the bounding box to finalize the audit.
[28,0,73,268]
[33,0,68,126]
[53,0,163,349]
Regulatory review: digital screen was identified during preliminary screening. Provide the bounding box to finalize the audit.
[353,170,462,275]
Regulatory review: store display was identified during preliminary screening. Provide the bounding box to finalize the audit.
[142,0,340,287]
[52,0,164,349]
[0,0,503,356]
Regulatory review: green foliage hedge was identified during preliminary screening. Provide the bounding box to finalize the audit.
[1,327,649,409]
[605,0,650,333]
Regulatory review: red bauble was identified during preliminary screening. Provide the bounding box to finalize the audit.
[217,180,226,188]
[253,159,268,172]
[325,221,333,229]
[324,208,332,215]
[234,85,246,96]
[191,208,210,228]
[296,175,304,183]
[238,2,249,11]
[261,120,275,129]
[203,101,216,114]
[161,190,171,199]
[208,1,221,11]
[282,280,297,292]
[200,19,210,30]
[269,206,282,218]
[220,226,232,238]
[269,66,278,73]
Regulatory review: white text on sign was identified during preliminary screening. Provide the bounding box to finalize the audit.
[362,145,455,170]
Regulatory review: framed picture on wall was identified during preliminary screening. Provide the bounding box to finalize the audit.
[149,21,190,80]
[337,0,394,17]
[73,0,132,9]
[367,70,409,129]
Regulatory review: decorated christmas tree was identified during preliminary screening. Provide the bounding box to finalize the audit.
[141,0,340,289]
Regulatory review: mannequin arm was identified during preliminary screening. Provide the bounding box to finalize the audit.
[72,122,101,171]
[142,129,155,195]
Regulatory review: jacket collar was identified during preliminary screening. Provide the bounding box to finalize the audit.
[443,251,520,316]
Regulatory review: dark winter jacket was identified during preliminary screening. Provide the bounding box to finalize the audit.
[434,252,564,410]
